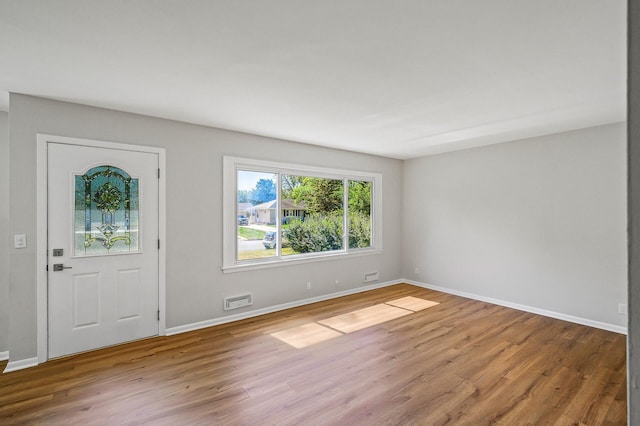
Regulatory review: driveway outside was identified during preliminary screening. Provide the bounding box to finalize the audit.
[237,224,275,252]
[238,239,268,251]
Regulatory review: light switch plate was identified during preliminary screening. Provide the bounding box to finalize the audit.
[14,234,27,249]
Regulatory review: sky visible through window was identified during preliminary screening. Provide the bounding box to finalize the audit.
[237,171,275,191]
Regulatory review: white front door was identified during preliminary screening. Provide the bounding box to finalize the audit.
[47,142,159,358]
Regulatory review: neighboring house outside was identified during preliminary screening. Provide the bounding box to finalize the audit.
[238,202,253,222]
[249,199,306,225]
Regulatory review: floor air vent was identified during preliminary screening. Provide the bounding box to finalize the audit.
[224,293,253,311]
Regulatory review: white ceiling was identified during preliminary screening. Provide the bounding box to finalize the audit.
[0,1,626,159]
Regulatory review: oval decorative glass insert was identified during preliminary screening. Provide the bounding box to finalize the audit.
[74,165,139,256]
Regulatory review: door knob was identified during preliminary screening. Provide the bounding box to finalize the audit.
[52,264,72,272]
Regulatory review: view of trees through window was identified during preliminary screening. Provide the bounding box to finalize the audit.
[282,176,344,256]
[237,169,372,262]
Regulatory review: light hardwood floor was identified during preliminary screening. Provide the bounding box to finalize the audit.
[0,284,627,425]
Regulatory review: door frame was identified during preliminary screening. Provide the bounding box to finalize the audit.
[36,134,167,364]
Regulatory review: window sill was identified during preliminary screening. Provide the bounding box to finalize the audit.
[222,248,383,273]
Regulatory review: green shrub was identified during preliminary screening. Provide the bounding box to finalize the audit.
[283,212,371,253]
[284,214,343,253]
[348,211,371,248]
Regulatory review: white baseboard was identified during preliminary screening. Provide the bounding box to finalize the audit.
[166,279,403,335]
[405,279,627,335]
[0,351,8,361]
[3,357,39,373]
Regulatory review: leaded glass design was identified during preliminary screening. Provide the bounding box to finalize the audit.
[74,165,139,256]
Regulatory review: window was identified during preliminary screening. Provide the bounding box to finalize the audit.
[236,170,277,261]
[281,175,344,256]
[224,157,382,271]
[74,165,139,256]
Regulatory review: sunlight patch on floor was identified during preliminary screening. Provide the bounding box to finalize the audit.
[271,323,343,349]
[386,296,440,311]
[269,296,440,349]
[318,303,412,334]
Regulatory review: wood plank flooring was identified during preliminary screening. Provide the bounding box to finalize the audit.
[0,284,627,425]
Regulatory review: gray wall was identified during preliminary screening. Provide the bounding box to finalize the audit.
[403,123,627,328]
[628,0,639,420]
[0,111,8,356]
[5,92,629,370]
[7,94,403,361]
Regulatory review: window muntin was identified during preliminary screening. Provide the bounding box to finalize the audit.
[225,157,382,271]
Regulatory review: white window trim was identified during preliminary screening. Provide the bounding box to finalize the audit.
[222,156,383,272]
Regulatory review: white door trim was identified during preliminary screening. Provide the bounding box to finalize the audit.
[36,134,166,364]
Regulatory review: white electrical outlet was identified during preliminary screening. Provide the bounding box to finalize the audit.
[618,303,627,315]
[14,234,27,249]
[307,281,312,290]
[414,267,420,275]
[335,279,340,287]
